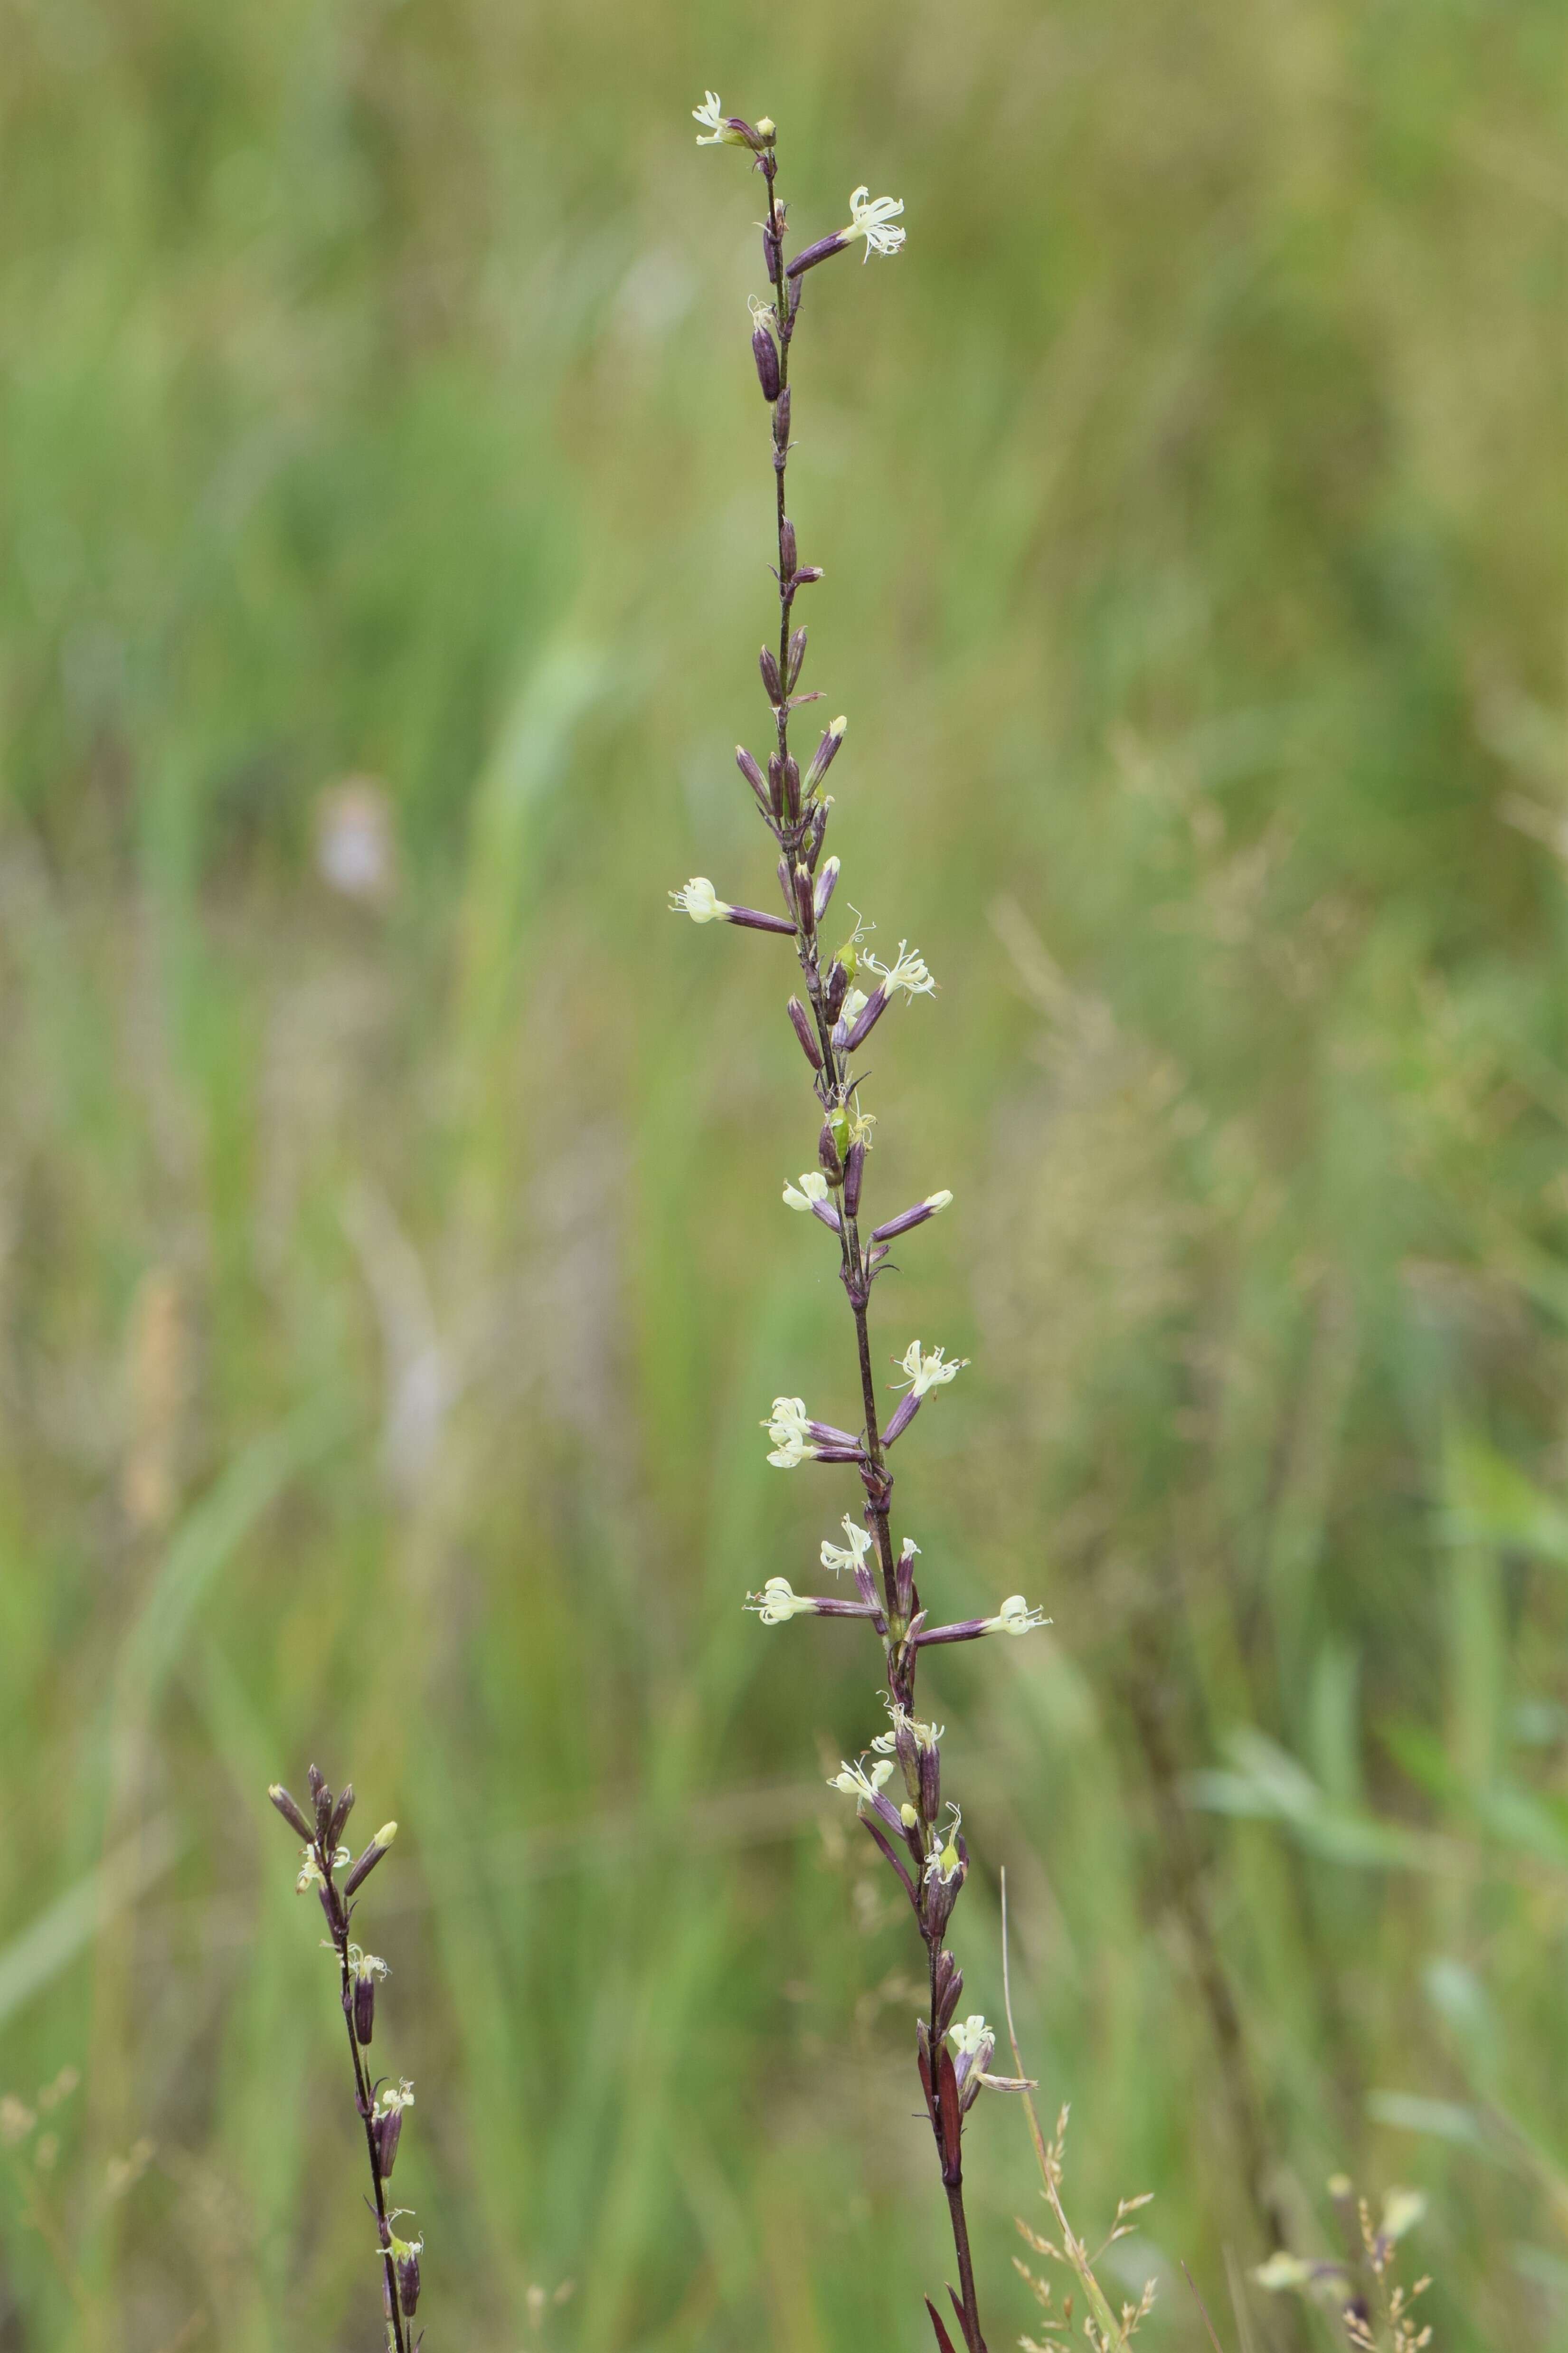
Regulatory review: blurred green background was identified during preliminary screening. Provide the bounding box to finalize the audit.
[0,0,1563,2346]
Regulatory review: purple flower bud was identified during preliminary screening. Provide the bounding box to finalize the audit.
[871,1193,952,1242]
[786,231,850,278]
[806,717,846,791]
[884,1390,922,1446]
[377,2104,404,2176]
[752,324,780,402]
[762,222,781,279]
[793,566,824,586]
[268,1784,312,1839]
[726,904,796,934]
[807,803,829,866]
[818,1119,843,1183]
[396,2244,421,2316]
[354,1971,376,2046]
[843,1139,865,1216]
[896,1543,917,1618]
[787,997,823,1070]
[787,627,807,690]
[845,985,888,1051]
[736,745,770,814]
[895,1716,919,1788]
[327,1783,355,1848]
[919,1740,941,1822]
[783,756,801,823]
[814,859,841,922]
[759,645,782,705]
[343,1822,397,1895]
[793,863,814,933]
[934,1952,964,2037]
[308,1766,332,1838]
[853,1560,878,1611]
[825,961,850,1022]
[769,762,786,824]
[780,517,797,577]
[773,388,791,450]
[317,1882,338,1935]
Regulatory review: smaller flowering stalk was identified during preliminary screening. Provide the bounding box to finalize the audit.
[269,1769,418,2352]
[680,99,1047,2353]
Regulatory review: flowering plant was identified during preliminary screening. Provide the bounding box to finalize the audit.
[677,95,1048,2353]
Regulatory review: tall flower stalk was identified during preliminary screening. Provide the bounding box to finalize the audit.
[678,98,1047,2353]
[268,1769,420,2349]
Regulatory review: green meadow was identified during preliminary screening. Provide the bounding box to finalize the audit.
[0,0,1562,2345]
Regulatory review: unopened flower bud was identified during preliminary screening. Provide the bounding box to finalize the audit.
[793,566,824,586]
[308,1767,332,1838]
[268,1784,312,1839]
[759,645,782,705]
[818,1119,843,1183]
[806,716,847,791]
[807,803,829,866]
[736,744,770,814]
[844,1139,865,1216]
[327,1784,355,1848]
[845,985,888,1052]
[814,857,841,921]
[919,1739,941,1821]
[783,756,801,823]
[769,763,786,824]
[780,517,797,577]
[793,863,814,932]
[393,2236,422,2316]
[774,388,791,450]
[786,230,850,279]
[752,323,780,402]
[787,626,807,690]
[762,222,781,279]
[355,1972,376,2044]
[825,960,850,1022]
[343,1822,397,1897]
[787,997,823,1070]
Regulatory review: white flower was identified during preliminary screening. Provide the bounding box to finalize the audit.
[926,1190,954,1214]
[692,91,727,144]
[827,1756,895,1805]
[763,1395,813,1467]
[871,1702,942,1754]
[820,1515,873,1575]
[747,1577,815,1624]
[893,1340,969,1397]
[845,186,907,262]
[836,987,869,1034]
[374,2079,416,2115]
[983,1594,1050,1637]
[783,1171,830,1212]
[949,2014,993,2061]
[864,939,935,997]
[294,1843,350,1894]
[669,876,731,923]
[349,1944,390,1983]
[924,1803,963,1882]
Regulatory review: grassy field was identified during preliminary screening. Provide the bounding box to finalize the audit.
[0,0,1563,2346]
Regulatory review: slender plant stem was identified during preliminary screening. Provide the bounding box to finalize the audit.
[752,127,988,2353]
